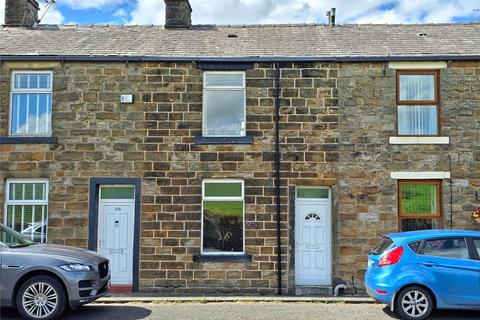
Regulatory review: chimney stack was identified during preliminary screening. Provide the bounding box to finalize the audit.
[326,7,336,27]
[164,0,192,29]
[4,0,40,27]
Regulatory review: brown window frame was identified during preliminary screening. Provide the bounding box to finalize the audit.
[396,70,440,137]
[398,180,443,230]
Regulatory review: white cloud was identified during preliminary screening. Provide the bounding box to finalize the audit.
[38,2,65,24]
[113,8,128,18]
[128,0,480,25]
[0,0,4,24]
[0,0,478,26]
[58,0,129,10]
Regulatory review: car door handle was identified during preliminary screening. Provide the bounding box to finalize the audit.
[422,262,438,267]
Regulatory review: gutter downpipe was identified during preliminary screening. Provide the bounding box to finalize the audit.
[274,61,282,295]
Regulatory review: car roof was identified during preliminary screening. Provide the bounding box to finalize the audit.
[386,229,480,243]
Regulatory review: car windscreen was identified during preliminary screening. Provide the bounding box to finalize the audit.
[0,224,34,248]
[369,237,395,255]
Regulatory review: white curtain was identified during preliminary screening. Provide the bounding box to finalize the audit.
[399,74,434,101]
[398,105,437,135]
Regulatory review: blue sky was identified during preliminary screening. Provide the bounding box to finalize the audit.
[0,0,479,25]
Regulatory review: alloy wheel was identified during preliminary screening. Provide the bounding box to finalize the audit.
[401,290,429,318]
[22,282,58,319]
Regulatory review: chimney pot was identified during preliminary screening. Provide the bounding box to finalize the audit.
[164,0,192,29]
[4,0,40,27]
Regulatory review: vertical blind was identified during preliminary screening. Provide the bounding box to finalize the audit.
[11,73,52,135]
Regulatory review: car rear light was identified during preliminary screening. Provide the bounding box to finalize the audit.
[375,289,388,295]
[379,246,404,267]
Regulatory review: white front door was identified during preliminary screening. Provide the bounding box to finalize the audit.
[98,186,135,285]
[295,187,332,286]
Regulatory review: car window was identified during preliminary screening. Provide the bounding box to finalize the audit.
[421,238,469,259]
[472,239,480,258]
[408,241,421,253]
[369,237,395,255]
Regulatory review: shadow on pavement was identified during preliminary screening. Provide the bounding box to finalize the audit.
[382,306,480,319]
[1,305,152,320]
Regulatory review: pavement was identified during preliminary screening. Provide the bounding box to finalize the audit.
[2,301,480,320]
[95,295,375,304]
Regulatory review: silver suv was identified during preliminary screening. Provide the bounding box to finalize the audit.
[0,223,110,320]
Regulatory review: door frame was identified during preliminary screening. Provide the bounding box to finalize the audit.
[293,186,332,287]
[88,178,141,292]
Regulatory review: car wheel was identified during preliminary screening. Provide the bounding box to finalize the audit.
[396,286,433,320]
[16,275,67,320]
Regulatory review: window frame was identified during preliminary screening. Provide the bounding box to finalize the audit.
[9,70,53,137]
[202,71,246,138]
[201,179,245,255]
[4,178,49,243]
[396,69,440,137]
[397,179,442,230]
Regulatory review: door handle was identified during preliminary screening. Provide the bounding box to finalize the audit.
[422,262,438,267]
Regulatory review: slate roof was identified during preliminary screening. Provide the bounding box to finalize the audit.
[1,23,480,59]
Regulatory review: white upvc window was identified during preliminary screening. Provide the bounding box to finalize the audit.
[10,71,53,136]
[202,72,246,137]
[4,179,49,243]
[201,179,245,254]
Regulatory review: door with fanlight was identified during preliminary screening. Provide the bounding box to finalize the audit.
[295,187,332,286]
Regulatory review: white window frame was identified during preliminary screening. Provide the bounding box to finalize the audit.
[9,70,53,137]
[202,71,246,137]
[4,179,49,243]
[201,179,245,255]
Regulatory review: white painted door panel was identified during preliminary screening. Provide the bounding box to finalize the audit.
[98,202,134,285]
[295,200,331,286]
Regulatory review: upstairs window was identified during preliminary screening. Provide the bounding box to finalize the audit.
[10,71,52,136]
[203,72,246,137]
[398,180,442,231]
[202,180,244,254]
[5,180,49,243]
[396,70,439,136]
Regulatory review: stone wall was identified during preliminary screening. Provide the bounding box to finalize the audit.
[0,59,478,293]
[335,61,480,287]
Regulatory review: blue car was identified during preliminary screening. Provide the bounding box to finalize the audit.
[365,229,480,320]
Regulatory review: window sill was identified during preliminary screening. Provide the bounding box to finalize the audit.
[0,136,58,144]
[194,136,253,145]
[389,136,449,145]
[193,254,252,263]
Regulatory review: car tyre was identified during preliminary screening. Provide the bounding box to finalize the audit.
[16,275,67,320]
[396,286,433,320]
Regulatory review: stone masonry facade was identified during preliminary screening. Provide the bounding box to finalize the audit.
[0,59,479,294]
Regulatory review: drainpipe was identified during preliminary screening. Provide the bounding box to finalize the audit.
[448,155,453,229]
[274,61,282,295]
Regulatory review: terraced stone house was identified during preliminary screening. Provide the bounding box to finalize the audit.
[1,0,479,295]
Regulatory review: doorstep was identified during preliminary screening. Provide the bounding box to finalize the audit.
[109,285,133,294]
[96,295,375,304]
